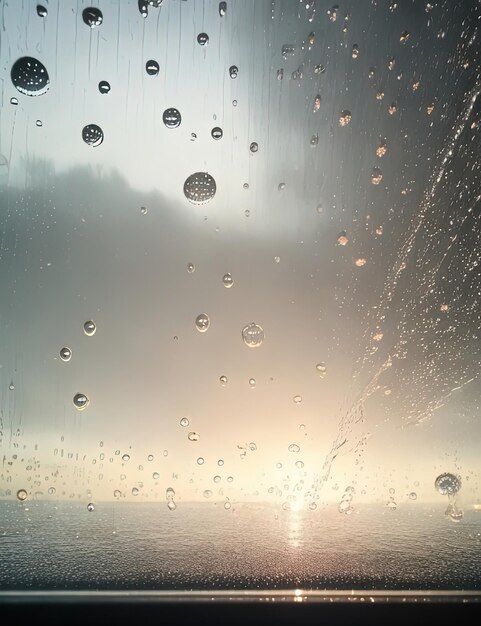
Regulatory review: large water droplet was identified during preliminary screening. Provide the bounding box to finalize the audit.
[146,60,159,76]
[188,431,200,442]
[288,443,300,453]
[183,172,217,204]
[73,393,89,411]
[114,489,121,498]
[339,110,352,126]
[211,127,223,140]
[197,33,209,46]
[17,489,28,502]
[162,108,181,128]
[131,487,139,496]
[83,320,96,336]
[60,347,72,362]
[219,2,227,17]
[195,313,210,332]
[435,473,461,496]
[219,375,228,385]
[11,57,50,96]
[87,502,95,512]
[249,142,258,153]
[10,97,18,105]
[222,273,233,288]
[48,487,56,495]
[82,7,103,28]
[82,124,104,147]
[229,65,238,79]
[187,262,195,273]
[242,322,264,348]
[98,80,110,94]
[409,492,417,500]
[197,457,205,465]
[180,417,190,427]
[371,168,383,185]
[167,500,177,511]
[122,454,130,462]
[249,378,256,388]
[37,5,48,17]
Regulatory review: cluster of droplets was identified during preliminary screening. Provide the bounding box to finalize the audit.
[166,486,177,511]
[338,485,355,515]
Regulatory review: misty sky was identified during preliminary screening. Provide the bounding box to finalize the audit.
[0,0,480,508]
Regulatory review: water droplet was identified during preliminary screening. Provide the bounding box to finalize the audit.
[399,30,410,43]
[244,209,250,218]
[328,6,338,22]
[146,60,159,76]
[195,313,210,333]
[337,231,349,246]
[140,206,148,215]
[147,454,154,462]
[122,454,130,462]
[10,97,18,105]
[47,487,56,495]
[388,102,397,115]
[180,417,190,427]
[17,489,28,502]
[227,476,234,483]
[371,168,383,185]
[295,461,304,469]
[376,141,387,157]
[249,378,256,388]
[372,329,384,342]
[288,443,300,453]
[232,99,237,107]
[314,64,325,75]
[83,320,96,336]
[197,33,209,46]
[339,110,352,126]
[313,95,321,112]
[278,182,286,191]
[203,489,213,498]
[219,2,227,17]
[249,142,258,153]
[242,322,265,348]
[435,473,461,496]
[152,472,159,480]
[445,503,464,522]
[60,347,72,362]
[167,500,177,510]
[351,44,359,59]
[316,362,327,377]
[281,44,296,58]
[36,119,43,127]
[73,393,89,411]
[229,65,238,79]
[83,7,103,27]
[162,107,181,128]
[114,489,121,498]
[11,57,50,96]
[166,487,175,500]
[224,501,231,510]
[82,124,104,147]
[37,5,48,17]
[277,68,284,80]
[183,172,217,204]
[131,487,139,496]
[274,256,281,264]
[188,431,200,442]
[213,475,221,483]
[355,258,367,267]
[98,80,110,94]
[293,395,302,405]
[197,457,204,465]
[219,375,228,385]
[386,500,397,511]
[409,492,417,500]
[338,500,354,515]
[87,502,95,512]
[217,459,224,466]
[309,502,317,510]
[222,273,233,288]
[211,127,223,140]
[427,103,435,115]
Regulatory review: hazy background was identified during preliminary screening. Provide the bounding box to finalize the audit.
[0,0,480,508]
